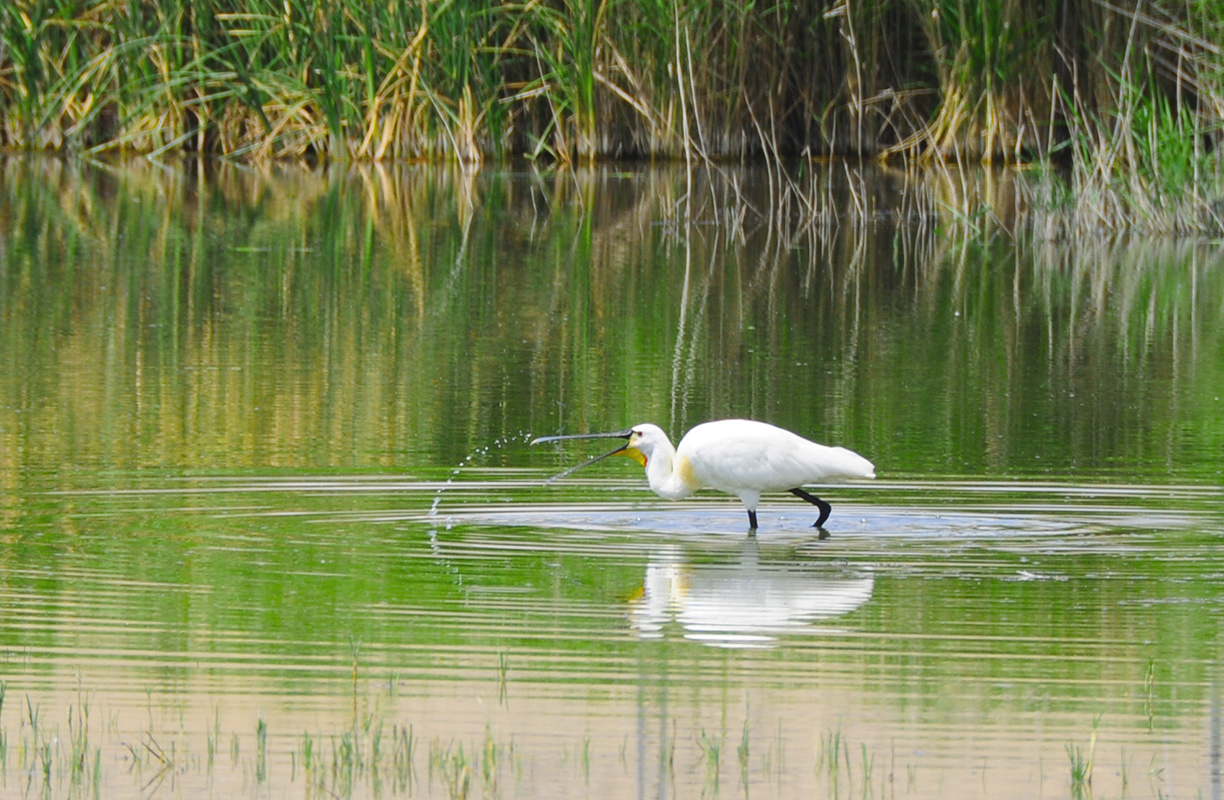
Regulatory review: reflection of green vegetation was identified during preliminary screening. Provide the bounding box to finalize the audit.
[0,160,1221,751]
[0,508,1218,797]
[0,160,1219,799]
[1,159,1220,487]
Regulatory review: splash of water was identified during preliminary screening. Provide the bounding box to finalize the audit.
[428,431,535,518]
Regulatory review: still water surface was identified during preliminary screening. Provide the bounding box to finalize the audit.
[1,157,1222,798]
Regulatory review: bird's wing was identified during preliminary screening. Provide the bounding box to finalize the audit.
[682,420,873,491]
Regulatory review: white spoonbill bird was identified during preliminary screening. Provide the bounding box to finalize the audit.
[531,419,875,530]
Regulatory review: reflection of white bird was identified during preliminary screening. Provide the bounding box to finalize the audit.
[630,544,875,647]
[532,419,875,530]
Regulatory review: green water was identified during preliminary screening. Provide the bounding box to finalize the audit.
[0,156,1222,799]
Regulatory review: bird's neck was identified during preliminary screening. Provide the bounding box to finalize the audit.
[644,445,699,500]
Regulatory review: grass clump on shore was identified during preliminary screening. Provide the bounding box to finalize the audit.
[1,0,1223,231]
[1,0,1221,164]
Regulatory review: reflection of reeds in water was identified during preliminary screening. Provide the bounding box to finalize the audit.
[0,159,1220,479]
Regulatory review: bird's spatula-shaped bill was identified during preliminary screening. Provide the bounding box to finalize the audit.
[531,429,646,482]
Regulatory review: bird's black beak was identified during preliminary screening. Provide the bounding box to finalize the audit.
[531,428,641,482]
[530,428,635,447]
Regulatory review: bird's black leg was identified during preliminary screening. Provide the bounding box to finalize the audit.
[789,488,832,528]
[747,509,759,531]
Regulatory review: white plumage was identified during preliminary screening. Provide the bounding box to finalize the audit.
[532,418,875,530]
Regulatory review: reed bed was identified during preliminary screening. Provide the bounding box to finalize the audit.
[1,0,1223,232]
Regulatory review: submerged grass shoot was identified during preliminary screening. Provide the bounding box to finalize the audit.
[0,684,1209,798]
[737,718,749,788]
[697,728,721,794]
[1066,714,1101,797]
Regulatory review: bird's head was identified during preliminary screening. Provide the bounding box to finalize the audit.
[621,424,668,464]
